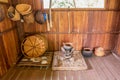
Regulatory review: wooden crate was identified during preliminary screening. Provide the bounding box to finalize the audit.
[17,52,53,67]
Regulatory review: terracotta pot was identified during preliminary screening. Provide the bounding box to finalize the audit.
[94,47,105,57]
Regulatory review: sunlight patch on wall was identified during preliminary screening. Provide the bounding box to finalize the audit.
[43,0,105,9]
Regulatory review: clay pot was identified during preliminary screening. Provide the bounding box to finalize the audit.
[94,47,105,57]
[61,43,74,59]
[82,48,93,57]
[63,43,73,50]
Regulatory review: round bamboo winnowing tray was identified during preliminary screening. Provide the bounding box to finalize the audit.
[21,35,48,58]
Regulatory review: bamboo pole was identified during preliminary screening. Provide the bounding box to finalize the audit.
[49,0,52,28]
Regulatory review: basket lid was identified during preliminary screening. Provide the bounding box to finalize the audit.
[21,35,48,58]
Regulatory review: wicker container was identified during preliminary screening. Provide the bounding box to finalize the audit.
[16,4,32,15]
[7,6,21,21]
[21,34,48,58]
[82,48,93,57]
[23,12,34,24]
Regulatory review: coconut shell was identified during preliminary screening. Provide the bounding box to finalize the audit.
[34,10,46,24]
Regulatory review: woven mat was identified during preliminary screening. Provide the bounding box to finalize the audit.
[52,51,88,70]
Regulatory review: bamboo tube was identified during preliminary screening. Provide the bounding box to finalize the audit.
[67,9,70,33]
[46,13,50,31]
[49,0,52,28]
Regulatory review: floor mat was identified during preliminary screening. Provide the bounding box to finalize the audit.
[52,51,88,70]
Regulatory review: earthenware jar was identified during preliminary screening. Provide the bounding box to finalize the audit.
[82,48,93,57]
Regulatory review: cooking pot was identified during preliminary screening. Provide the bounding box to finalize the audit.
[82,48,93,57]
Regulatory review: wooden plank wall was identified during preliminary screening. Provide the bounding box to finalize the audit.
[115,34,120,55]
[16,0,120,52]
[0,4,19,77]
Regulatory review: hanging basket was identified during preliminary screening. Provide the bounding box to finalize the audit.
[16,4,32,15]
[7,6,21,21]
[21,34,48,58]
[23,12,34,24]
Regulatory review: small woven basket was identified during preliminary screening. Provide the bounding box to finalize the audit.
[23,12,34,24]
[7,6,21,21]
[16,4,32,15]
[21,34,48,58]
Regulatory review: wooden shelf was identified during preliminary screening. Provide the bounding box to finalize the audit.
[17,52,53,67]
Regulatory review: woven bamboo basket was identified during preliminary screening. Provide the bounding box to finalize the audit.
[16,4,32,15]
[21,34,48,58]
[7,6,21,21]
[23,12,34,24]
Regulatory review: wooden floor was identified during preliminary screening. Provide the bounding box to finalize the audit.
[1,54,120,80]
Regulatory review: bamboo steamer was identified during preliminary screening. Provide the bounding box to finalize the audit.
[21,35,48,58]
